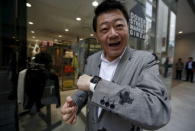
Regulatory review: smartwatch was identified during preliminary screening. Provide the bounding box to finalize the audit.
[89,76,101,92]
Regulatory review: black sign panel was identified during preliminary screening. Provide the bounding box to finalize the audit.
[129,2,146,40]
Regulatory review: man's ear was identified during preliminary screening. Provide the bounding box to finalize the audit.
[94,32,99,43]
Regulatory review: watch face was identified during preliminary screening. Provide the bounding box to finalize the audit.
[91,76,101,83]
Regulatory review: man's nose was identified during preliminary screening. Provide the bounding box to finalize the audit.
[108,27,119,39]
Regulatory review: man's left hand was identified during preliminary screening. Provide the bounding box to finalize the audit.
[77,74,92,91]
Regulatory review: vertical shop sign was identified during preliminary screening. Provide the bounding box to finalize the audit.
[129,2,146,40]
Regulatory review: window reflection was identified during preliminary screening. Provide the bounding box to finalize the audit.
[146,1,153,17]
[156,0,168,54]
[169,12,176,47]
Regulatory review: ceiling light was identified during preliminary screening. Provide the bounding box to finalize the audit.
[58,35,62,37]
[80,38,83,40]
[76,17,82,21]
[32,36,35,39]
[92,1,99,7]
[178,31,183,34]
[90,34,94,36]
[31,30,35,33]
[54,39,58,42]
[65,29,69,32]
[26,3,32,7]
[28,21,34,25]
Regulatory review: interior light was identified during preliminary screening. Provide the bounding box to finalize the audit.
[90,34,94,36]
[178,31,183,34]
[32,36,35,39]
[80,38,83,40]
[58,35,62,37]
[31,30,35,33]
[65,29,69,32]
[28,21,34,25]
[92,1,99,7]
[76,17,82,21]
[26,3,32,7]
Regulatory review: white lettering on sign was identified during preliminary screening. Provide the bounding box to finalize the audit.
[129,12,146,39]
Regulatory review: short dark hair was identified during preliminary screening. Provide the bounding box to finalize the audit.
[92,0,129,32]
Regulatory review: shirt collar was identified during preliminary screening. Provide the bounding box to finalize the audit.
[100,47,127,64]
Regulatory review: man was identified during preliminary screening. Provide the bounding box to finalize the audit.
[185,57,195,82]
[175,58,184,80]
[61,0,171,131]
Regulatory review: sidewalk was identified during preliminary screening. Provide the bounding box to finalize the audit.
[157,81,195,131]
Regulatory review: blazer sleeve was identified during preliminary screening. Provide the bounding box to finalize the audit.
[91,54,171,130]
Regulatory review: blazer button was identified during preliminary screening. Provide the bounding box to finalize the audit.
[100,99,105,105]
[105,101,109,107]
[110,104,115,109]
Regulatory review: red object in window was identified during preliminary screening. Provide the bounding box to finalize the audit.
[64,65,74,73]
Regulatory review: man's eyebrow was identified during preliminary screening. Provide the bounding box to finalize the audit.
[99,22,109,27]
[99,18,126,27]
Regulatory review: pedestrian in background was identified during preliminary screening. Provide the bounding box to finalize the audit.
[175,58,184,80]
[185,57,195,83]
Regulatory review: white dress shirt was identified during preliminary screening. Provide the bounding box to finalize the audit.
[188,61,192,69]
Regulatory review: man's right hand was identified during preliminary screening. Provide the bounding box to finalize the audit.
[61,96,78,124]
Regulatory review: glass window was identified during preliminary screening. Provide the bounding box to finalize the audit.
[146,1,153,17]
[128,0,156,52]
[144,17,153,51]
[156,0,169,54]
[169,11,176,47]
[168,11,176,63]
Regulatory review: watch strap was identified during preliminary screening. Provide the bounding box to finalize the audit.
[89,82,96,92]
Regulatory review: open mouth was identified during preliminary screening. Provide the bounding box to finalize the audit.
[108,41,120,47]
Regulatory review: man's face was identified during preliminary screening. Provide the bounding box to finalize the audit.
[95,9,129,61]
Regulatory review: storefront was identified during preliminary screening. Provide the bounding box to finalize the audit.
[0,0,178,130]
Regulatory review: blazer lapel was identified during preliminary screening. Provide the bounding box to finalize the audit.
[92,52,108,122]
[90,52,102,122]
[90,52,102,76]
[112,47,135,83]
